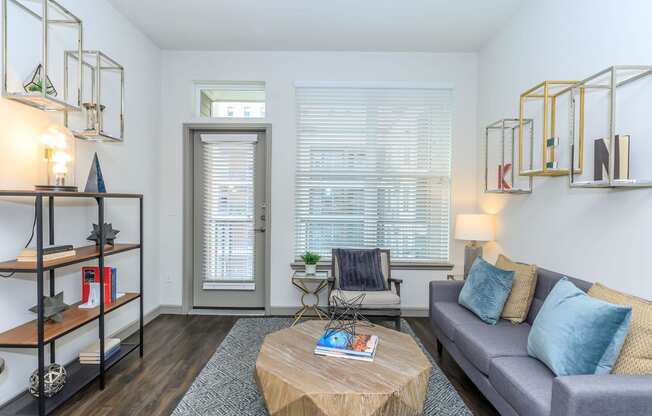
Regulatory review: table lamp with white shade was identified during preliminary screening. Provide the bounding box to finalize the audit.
[454,214,495,278]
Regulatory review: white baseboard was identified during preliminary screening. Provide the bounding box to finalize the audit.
[113,305,428,332]
[112,306,163,340]
[189,308,265,316]
[159,304,185,314]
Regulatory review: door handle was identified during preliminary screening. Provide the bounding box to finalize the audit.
[255,228,266,233]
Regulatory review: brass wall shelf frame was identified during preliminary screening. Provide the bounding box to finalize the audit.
[485,118,533,194]
[518,80,584,177]
[63,50,125,142]
[1,0,83,112]
[569,65,652,189]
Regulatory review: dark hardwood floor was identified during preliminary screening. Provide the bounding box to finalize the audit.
[55,315,498,416]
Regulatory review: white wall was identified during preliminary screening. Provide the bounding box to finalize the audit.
[158,51,479,312]
[0,0,160,403]
[478,0,652,300]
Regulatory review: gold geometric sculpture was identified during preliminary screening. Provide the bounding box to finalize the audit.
[519,80,585,177]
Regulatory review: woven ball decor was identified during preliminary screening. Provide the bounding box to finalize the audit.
[29,363,67,398]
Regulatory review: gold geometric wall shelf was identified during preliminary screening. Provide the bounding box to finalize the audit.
[485,118,533,194]
[569,65,652,188]
[518,80,584,177]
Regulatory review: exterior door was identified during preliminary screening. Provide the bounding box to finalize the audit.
[193,131,267,308]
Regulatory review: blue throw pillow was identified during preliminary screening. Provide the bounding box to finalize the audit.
[527,278,632,376]
[458,257,515,325]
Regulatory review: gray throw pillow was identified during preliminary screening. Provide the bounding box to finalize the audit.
[335,249,387,291]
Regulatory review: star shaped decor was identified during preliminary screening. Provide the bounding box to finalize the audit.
[86,223,120,246]
[29,292,69,323]
[324,290,373,338]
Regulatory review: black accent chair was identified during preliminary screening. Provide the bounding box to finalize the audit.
[327,249,403,330]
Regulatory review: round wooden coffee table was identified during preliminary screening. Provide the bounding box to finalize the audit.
[255,320,432,416]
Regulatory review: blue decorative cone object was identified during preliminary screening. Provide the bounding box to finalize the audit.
[84,152,107,193]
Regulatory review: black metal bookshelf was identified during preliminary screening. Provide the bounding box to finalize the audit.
[0,190,144,416]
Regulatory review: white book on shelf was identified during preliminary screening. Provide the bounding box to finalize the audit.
[79,338,121,358]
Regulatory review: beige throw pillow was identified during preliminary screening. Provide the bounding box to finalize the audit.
[588,283,652,375]
[496,255,537,324]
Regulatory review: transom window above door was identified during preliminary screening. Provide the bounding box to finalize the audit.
[294,83,453,264]
[195,81,266,118]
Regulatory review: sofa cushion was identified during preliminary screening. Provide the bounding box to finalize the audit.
[430,301,480,341]
[330,288,400,309]
[454,320,531,374]
[497,255,537,324]
[526,268,592,324]
[588,282,652,374]
[458,257,515,325]
[333,248,387,291]
[489,356,554,416]
[528,278,632,376]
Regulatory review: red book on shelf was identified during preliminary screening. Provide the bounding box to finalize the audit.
[81,266,113,305]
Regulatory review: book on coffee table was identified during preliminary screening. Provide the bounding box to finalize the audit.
[314,330,379,362]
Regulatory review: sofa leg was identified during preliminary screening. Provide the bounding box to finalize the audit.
[394,317,401,331]
[436,338,443,358]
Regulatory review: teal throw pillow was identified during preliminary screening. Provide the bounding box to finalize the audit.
[458,257,515,325]
[527,278,632,376]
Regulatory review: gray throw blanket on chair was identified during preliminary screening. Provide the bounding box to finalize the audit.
[334,248,387,291]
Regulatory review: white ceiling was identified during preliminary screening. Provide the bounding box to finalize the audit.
[108,0,522,52]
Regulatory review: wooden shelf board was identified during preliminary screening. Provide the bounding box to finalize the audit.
[0,243,140,273]
[0,190,142,199]
[0,343,139,416]
[0,293,140,347]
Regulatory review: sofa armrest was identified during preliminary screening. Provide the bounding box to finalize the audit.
[429,280,464,305]
[552,375,652,416]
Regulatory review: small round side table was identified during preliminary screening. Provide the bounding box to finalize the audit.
[290,272,333,326]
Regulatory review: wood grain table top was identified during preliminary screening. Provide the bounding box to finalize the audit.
[255,320,432,416]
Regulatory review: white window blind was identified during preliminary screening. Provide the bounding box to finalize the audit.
[202,134,257,282]
[295,85,452,263]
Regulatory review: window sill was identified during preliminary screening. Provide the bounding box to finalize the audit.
[203,282,256,291]
[290,261,453,271]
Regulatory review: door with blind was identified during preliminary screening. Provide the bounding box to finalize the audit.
[193,131,267,309]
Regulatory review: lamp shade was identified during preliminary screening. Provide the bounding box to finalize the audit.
[454,214,494,242]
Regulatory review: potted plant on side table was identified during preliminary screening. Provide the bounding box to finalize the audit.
[301,251,321,275]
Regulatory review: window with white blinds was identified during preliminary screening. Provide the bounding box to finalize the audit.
[295,85,452,263]
[201,135,257,282]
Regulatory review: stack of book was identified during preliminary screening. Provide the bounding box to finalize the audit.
[79,338,121,365]
[314,330,379,362]
[17,245,76,262]
[82,267,118,305]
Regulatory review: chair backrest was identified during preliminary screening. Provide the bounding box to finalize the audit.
[331,248,391,289]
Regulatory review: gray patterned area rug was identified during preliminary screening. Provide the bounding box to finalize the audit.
[172,318,471,416]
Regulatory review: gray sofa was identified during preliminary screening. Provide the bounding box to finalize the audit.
[429,268,652,416]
